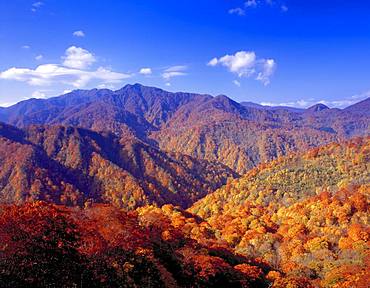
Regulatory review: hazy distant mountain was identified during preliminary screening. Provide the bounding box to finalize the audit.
[1,84,369,173]
[241,101,305,113]
[344,97,370,116]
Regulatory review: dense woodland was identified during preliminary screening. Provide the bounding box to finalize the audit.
[0,202,272,287]
[0,123,236,209]
[0,85,369,287]
[190,137,370,287]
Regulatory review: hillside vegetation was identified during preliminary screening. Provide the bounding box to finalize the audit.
[0,123,236,209]
[0,85,369,287]
[1,84,369,173]
[190,137,370,287]
[0,201,274,288]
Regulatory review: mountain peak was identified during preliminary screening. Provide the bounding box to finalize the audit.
[123,83,144,89]
[306,103,330,112]
[118,83,164,92]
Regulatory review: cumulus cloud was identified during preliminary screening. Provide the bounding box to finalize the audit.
[0,63,130,88]
[139,68,152,75]
[208,58,218,66]
[35,54,43,60]
[208,51,256,75]
[162,65,187,80]
[31,1,43,12]
[233,80,241,87]
[32,2,43,8]
[208,51,276,85]
[245,0,257,7]
[62,46,96,69]
[73,30,85,37]
[229,0,287,15]
[228,8,245,16]
[1,46,130,88]
[256,58,276,85]
[229,0,257,16]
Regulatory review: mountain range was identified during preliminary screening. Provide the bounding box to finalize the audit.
[0,84,369,209]
[1,84,369,174]
[0,84,369,287]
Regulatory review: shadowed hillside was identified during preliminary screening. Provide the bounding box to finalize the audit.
[0,122,237,209]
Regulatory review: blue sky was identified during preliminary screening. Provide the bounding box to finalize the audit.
[1,0,370,108]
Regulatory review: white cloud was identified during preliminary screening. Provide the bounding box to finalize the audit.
[139,67,152,75]
[208,58,218,66]
[73,30,85,37]
[62,46,96,69]
[229,0,257,16]
[97,83,116,90]
[165,65,187,72]
[233,80,241,87]
[31,1,43,12]
[260,91,370,109]
[208,51,256,76]
[35,54,43,60]
[229,0,287,15]
[1,46,130,88]
[32,90,47,99]
[63,89,72,94]
[165,83,171,87]
[245,0,257,7]
[0,64,131,88]
[208,51,276,85]
[351,90,370,100]
[162,65,187,80]
[0,101,17,107]
[256,58,276,86]
[228,8,245,16]
[22,45,30,49]
[260,100,308,108]
[32,1,43,8]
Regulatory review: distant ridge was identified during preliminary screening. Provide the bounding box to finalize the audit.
[344,97,370,116]
[0,84,369,173]
[241,101,305,113]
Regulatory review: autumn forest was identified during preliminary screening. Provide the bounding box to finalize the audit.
[0,84,368,287]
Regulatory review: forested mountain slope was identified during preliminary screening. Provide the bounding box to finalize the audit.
[189,137,370,287]
[0,201,273,288]
[1,84,369,173]
[0,122,236,209]
[191,137,370,218]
